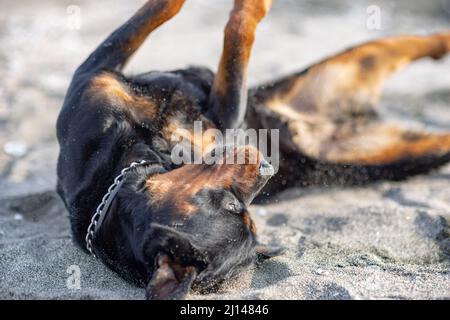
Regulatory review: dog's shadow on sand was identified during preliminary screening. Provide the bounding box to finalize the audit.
[250,260,294,289]
[414,210,450,263]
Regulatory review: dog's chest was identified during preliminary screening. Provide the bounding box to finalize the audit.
[154,101,217,157]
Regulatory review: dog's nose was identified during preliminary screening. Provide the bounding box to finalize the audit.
[259,159,274,176]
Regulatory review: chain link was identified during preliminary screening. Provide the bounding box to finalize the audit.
[85,160,151,257]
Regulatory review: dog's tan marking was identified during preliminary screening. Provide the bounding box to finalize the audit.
[256,32,450,167]
[329,126,450,165]
[249,220,257,236]
[161,114,217,157]
[79,0,187,72]
[242,210,257,235]
[118,0,186,68]
[146,147,263,217]
[265,33,450,118]
[89,72,157,121]
[209,0,273,128]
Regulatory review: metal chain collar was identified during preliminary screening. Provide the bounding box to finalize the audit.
[85,160,153,258]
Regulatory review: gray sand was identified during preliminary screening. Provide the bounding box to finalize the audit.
[0,0,449,299]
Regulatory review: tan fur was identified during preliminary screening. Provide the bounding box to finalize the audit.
[161,114,217,157]
[89,72,157,120]
[260,33,450,166]
[119,0,186,68]
[242,211,257,235]
[266,34,449,116]
[146,146,263,216]
[210,0,273,115]
[328,126,450,165]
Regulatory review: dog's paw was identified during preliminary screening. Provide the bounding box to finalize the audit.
[255,244,286,264]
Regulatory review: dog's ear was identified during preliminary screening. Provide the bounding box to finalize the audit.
[255,244,285,263]
[146,223,205,262]
[144,224,206,300]
[146,254,197,300]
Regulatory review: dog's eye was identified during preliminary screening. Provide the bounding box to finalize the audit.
[224,201,243,214]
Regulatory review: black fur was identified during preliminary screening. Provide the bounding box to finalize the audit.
[56,1,449,299]
[56,48,284,300]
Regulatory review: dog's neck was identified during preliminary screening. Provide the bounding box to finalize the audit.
[91,158,166,285]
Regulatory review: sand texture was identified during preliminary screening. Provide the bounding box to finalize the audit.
[0,0,449,299]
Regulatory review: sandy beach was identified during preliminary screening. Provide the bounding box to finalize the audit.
[0,0,449,299]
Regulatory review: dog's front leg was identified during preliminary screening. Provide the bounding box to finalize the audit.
[77,0,186,74]
[208,0,273,130]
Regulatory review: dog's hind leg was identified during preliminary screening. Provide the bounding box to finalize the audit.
[253,32,450,118]
[208,0,273,129]
[76,0,186,74]
[250,32,450,187]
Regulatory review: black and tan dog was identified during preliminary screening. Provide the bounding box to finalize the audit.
[56,0,450,299]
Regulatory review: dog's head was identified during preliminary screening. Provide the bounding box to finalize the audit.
[141,145,283,299]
